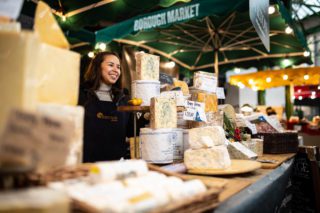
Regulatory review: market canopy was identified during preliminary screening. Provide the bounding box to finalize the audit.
[95,0,311,75]
[229,66,320,90]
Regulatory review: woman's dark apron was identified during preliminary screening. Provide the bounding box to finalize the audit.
[83,97,129,162]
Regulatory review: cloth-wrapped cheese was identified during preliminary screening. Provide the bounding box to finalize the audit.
[188,126,225,149]
[184,145,231,170]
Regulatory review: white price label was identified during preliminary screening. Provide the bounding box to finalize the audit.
[0,0,24,20]
[183,100,206,122]
[216,87,225,99]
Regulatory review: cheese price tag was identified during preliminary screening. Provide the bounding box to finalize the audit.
[216,87,225,99]
[245,120,257,134]
[183,100,206,122]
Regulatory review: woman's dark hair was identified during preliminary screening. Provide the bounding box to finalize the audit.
[84,51,123,103]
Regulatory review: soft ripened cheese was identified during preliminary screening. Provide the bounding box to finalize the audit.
[188,126,226,149]
[0,31,80,133]
[36,103,84,165]
[135,52,160,80]
[227,141,258,160]
[131,80,160,106]
[184,146,231,169]
[191,91,218,112]
[140,128,174,164]
[150,97,177,129]
[0,187,70,213]
[193,71,217,93]
[173,78,189,95]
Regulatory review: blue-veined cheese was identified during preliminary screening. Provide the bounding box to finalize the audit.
[135,52,159,80]
[226,141,258,160]
[160,90,185,106]
[150,97,177,129]
[184,145,231,169]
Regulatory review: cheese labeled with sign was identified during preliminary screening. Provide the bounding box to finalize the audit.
[184,146,231,170]
[150,97,177,129]
[191,91,218,112]
[135,52,160,80]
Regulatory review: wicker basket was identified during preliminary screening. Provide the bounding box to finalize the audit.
[257,131,298,154]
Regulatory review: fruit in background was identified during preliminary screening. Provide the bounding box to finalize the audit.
[128,98,143,106]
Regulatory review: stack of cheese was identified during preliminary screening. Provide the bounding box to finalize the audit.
[184,126,231,170]
[131,52,160,106]
[0,2,83,169]
[189,71,219,128]
[49,160,207,213]
[140,96,181,163]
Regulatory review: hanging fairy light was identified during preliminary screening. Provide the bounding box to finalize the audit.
[311,92,316,99]
[98,43,107,51]
[285,26,293,34]
[303,51,310,57]
[298,96,303,100]
[248,79,254,84]
[304,74,309,80]
[88,51,95,58]
[268,5,276,14]
[252,86,258,91]
[283,74,288,80]
[266,77,272,83]
[166,61,176,68]
[298,89,301,93]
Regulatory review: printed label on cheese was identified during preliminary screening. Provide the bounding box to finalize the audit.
[216,87,225,99]
[183,100,206,122]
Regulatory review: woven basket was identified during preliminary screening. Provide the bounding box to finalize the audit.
[257,131,298,154]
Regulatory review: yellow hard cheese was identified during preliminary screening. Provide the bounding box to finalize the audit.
[191,92,218,112]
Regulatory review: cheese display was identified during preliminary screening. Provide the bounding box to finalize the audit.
[48,160,207,213]
[140,128,174,164]
[0,187,70,213]
[183,129,190,152]
[135,52,160,80]
[193,71,217,93]
[160,90,185,106]
[37,103,84,165]
[191,90,218,112]
[0,23,80,133]
[150,97,177,129]
[184,145,231,170]
[172,128,184,161]
[91,160,149,182]
[173,78,189,95]
[226,141,258,160]
[188,126,226,149]
[189,111,224,128]
[131,80,160,106]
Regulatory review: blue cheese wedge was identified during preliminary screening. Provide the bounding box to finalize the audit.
[226,141,258,160]
[150,97,177,129]
[184,145,231,170]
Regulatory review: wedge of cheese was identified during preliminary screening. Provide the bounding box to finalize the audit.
[227,141,258,160]
[150,97,177,129]
[188,126,225,149]
[191,91,218,112]
[184,146,231,170]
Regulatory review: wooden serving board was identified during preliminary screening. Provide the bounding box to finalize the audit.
[258,153,296,169]
[187,160,262,176]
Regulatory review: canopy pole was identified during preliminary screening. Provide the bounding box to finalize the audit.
[285,83,294,120]
[214,50,219,85]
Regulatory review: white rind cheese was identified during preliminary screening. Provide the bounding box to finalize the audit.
[135,52,160,80]
[150,97,177,129]
[140,128,174,164]
[184,146,231,170]
[188,126,225,149]
[131,80,160,106]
